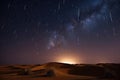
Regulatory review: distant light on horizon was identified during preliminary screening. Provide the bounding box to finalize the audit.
[55,52,82,64]
[58,58,78,64]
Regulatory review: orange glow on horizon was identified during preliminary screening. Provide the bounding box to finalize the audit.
[54,51,82,64]
[57,58,77,64]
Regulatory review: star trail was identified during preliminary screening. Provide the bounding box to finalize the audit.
[0,0,120,64]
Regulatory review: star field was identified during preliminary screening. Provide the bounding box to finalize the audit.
[0,0,120,64]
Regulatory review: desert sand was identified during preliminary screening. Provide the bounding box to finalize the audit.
[0,62,120,80]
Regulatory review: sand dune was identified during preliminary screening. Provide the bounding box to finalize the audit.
[0,62,119,80]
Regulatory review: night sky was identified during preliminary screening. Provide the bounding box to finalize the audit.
[0,0,120,64]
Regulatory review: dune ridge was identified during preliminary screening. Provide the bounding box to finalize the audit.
[0,62,120,80]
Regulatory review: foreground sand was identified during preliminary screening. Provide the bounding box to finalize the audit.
[0,62,119,80]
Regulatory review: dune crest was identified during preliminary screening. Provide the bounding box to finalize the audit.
[0,62,119,80]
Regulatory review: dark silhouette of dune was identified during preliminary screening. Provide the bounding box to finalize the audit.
[68,65,105,76]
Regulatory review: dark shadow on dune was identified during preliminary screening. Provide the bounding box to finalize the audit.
[31,69,55,78]
[97,63,120,80]
[68,65,105,77]
[7,66,22,70]
[0,66,23,75]
[46,69,55,77]
[18,68,31,75]
[60,64,75,68]
[32,69,46,74]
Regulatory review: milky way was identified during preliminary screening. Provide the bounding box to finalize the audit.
[0,0,120,64]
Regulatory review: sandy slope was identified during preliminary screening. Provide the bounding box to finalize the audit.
[0,63,119,80]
